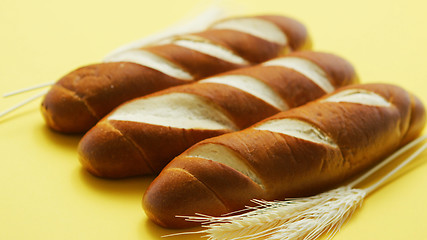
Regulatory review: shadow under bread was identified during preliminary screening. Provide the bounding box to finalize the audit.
[77,166,155,197]
[40,122,83,151]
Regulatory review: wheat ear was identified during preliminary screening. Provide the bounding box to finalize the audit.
[169,135,427,240]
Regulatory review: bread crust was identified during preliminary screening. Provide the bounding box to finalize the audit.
[142,83,425,228]
[192,29,283,63]
[79,51,358,178]
[42,15,311,133]
[78,51,359,178]
[42,62,181,132]
[257,15,311,50]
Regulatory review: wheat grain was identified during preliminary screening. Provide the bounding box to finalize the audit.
[171,135,427,240]
[267,187,365,240]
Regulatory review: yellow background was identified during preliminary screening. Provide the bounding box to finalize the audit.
[1,0,427,239]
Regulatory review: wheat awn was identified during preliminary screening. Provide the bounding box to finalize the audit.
[169,134,427,240]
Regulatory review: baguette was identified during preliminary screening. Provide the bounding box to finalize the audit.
[142,83,426,228]
[78,51,358,178]
[41,15,311,133]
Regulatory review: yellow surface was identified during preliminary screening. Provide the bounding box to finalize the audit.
[1,0,427,239]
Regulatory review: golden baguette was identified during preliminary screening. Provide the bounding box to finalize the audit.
[41,15,311,133]
[78,51,358,178]
[142,83,426,228]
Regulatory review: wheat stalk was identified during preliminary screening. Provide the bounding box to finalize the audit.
[103,3,228,62]
[0,89,49,119]
[1,4,228,121]
[169,134,427,240]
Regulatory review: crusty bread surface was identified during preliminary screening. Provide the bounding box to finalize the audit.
[142,83,426,228]
[42,15,311,133]
[78,51,359,178]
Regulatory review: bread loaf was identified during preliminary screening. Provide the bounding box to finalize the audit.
[142,83,426,228]
[41,15,311,133]
[78,51,358,178]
